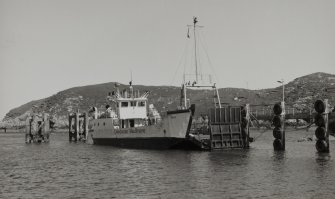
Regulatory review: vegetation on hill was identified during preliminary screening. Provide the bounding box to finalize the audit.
[1,72,335,129]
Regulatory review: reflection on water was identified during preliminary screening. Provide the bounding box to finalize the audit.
[315,152,331,165]
[1,130,335,198]
[272,150,287,162]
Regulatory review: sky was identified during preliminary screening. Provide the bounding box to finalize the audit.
[0,0,335,120]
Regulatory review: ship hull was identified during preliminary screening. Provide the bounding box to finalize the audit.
[92,137,203,150]
[90,107,205,150]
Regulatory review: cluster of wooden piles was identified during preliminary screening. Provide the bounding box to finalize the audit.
[25,113,50,143]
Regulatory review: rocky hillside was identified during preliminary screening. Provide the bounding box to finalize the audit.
[1,72,335,128]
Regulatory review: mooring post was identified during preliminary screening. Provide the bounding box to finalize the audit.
[247,104,250,148]
[31,116,37,142]
[84,112,89,141]
[245,104,250,148]
[25,116,31,143]
[75,113,80,141]
[68,114,72,141]
[273,102,285,151]
[282,102,286,150]
[314,99,329,153]
[43,113,48,142]
[241,104,250,148]
[79,118,82,139]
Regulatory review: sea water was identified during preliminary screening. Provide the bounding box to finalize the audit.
[1,129,335,198]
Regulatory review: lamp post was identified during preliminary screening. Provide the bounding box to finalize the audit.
[277,79,284,103]
[272,79,286,150]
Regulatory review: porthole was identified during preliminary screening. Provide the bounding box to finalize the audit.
[98,123,99,126]
[103,122,106,126]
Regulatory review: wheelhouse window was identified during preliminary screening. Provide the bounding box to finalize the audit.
[130,119,135,127]
[139,101,145,107]
[130,101,137,107]
[121,102,129,107]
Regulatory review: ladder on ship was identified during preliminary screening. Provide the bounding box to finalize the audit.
[209,106,246,149]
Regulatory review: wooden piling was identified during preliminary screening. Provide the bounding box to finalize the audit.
[25,113,50,143]
[75,113,80,141]
[69,112,89,142]
[84,112,89,140]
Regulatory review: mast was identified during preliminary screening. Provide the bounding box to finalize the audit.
[180,17,221,109]
[193,17,198,83]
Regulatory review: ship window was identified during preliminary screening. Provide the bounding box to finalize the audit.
[103,122,105,126]
[121,102,128,107]
[139,101,145,107]
[98,123,99,126]
[130,101,136,107]
[130,119,135,127]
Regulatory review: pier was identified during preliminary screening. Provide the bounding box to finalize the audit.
[68,111,89,142]
[25,113,50,143]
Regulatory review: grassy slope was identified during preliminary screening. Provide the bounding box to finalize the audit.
[2,72,335,127]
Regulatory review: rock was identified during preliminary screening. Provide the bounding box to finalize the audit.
[297,136,314,142]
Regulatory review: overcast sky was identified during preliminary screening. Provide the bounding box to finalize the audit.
[1,0,334,120]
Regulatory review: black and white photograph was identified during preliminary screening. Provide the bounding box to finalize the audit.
[1,0,335,198]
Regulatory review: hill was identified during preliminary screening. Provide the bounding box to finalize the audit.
[1,72,335,128]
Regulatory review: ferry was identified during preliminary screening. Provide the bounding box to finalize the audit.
[89,83,207,149]
[89,17,242,150]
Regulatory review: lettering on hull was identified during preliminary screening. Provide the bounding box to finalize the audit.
[115,129,146,134]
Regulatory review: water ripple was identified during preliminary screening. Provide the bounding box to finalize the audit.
[1,131,335,198]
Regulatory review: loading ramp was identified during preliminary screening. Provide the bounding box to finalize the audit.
[209,106,248,149]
